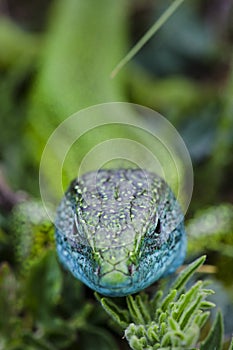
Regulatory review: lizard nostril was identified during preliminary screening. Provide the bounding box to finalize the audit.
[128,264,134,275]
[95,265,101,276]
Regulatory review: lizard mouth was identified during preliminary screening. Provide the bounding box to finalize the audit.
[99,270,132,289]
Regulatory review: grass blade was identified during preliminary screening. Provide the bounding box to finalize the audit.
[200,310,223,350]
[111,0,187,78]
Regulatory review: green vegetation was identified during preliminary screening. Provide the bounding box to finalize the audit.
[0,0,233,349]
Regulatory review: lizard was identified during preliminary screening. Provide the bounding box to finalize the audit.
[55,168,186,297]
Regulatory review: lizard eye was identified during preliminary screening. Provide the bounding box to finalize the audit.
[141,218,162,255]
[154,219,161,234]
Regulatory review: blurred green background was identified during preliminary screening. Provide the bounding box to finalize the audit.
[0,0,233,349]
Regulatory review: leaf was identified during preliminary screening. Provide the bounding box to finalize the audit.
[228,336,233,350]
[0,17,38,68]
[21,333,56,350]
[150,290,163,312]
[179,294,203,330]
[172,255,206,292]
[0,263,20,336]
[194,311,210,328]
[135,294,151,324]
[167,317,180,332]
[200,310,223,350]
[187,204,233,257]
[125,324,148,350]
[95,293,130,329]
[200,301,216,309]
[160,289,177,312]
[126,295,146,325]
[98,257,217,350]
[59,269,85,316]
[12,200,55,273]
[43,318,76,349]
[24,250,62,321]
[69,303,94,329]
[173,281,202,321]
[128,335,144,350]
[79,326,119,350]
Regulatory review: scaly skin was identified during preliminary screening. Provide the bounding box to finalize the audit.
[55,169,186,296]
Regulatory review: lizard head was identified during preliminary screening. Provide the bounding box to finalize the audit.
[55,169,186,296]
